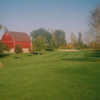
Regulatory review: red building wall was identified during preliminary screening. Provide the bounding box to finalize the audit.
[1,33,14,48]
[15,41,31,48]
[1,32,31,49]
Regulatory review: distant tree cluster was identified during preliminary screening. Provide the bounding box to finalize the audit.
[31,28,67,52]
[52,30,66,49]
[31,28,94,52]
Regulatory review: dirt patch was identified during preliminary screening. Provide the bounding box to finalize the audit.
[58,49,80,52]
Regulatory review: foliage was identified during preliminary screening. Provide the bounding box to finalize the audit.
[15,45,23,54]
[0,42,10,58]
[78,32,84,48]
[88,6,100,56]
[89,41,96,49]
[32,36,46,52]
[90,6,100,49]
[0,42,10,54]
[52,30,67,48]
[31,28,67,50]
[67,43,73,49]
[71,32,78,48]
[31,28,52,48]
[90,6,100,34]
[3,45,10,52]
[0,41,4,54]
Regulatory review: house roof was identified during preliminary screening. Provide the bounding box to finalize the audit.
[6,31,30,42]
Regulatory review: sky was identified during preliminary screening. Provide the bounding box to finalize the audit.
[0,0,100,40]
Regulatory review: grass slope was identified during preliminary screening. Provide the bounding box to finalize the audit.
[0,51,100,100]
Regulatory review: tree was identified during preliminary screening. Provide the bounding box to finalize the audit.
[52,30,67,48]
[90,6,100,34]
[89,41,96,49]
[78,32,84,48]
[15,45,23,54]
[0,41,4,54]
[67,43,72,49]
[4,45,10,52]
[32,36,46,52]
[0,25,3,30]
[31,28,52,47]
[89,6,100,58]
[71,32,78,48]
[90,6,100,49]
[0,41,10,55]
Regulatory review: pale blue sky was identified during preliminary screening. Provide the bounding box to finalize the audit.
[0,0,100,40]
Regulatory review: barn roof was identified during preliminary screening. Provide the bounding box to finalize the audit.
[6,31,30,42]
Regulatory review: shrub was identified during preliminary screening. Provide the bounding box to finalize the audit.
[67,43,72,49]
[45,48,54,51]
[3,45,10,52]
[32,36,46,52]
[0,41,4,54]
[15,45,23,54]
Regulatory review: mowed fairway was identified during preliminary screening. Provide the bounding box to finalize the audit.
[0,51,100,100]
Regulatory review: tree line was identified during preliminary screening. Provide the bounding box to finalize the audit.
[30,28,87,52]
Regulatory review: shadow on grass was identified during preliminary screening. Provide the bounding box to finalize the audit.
[0,53,9,58]
[61,50,100,62]
[62,57,99,62]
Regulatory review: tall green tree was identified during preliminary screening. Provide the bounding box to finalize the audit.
[52,30,67,48]
[71,32,78,48]
[0,41,4,54]
[31,28,52,46]
[78,32,83,48]
[0,41,10,55]
[32,36,46,52]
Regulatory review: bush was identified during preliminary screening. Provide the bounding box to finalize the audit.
[45,48,54,51]
[15,45,23,54]
[3,45,10,52]
[32,51,43,55]
[32,36,46,52]
[0,41,4,54]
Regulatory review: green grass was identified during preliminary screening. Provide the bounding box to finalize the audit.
[0,51,100,100]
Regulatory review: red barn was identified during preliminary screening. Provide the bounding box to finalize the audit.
[1,31,31,53]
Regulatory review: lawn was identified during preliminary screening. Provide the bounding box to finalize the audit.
[0,51,100,100]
